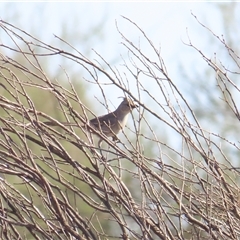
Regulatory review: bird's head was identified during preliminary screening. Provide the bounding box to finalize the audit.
[118,97,138,113]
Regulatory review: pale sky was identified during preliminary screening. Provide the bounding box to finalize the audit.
[1,2,237,108]
[2,2,224,65]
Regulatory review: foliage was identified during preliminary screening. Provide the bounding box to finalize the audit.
[0,17,240,240]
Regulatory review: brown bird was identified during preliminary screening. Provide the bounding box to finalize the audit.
[44,97,137,143]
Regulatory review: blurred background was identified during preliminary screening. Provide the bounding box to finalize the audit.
[1,1,240,165]
[2,2,238,95]
[1,2,240,238]
[2,2,239,124]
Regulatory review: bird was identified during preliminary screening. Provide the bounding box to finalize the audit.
[87,97,137,141]
[44,97,138,144]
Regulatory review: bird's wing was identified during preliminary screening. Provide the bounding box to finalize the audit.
[90,112,117,129]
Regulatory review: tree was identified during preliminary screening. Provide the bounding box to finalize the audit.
[0,15,240,240]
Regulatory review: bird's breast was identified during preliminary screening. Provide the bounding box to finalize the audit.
[118,114,129,129]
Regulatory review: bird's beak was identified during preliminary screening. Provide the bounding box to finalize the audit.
[131,102,138,109]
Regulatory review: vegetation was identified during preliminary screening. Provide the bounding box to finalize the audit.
[0,13,240,240]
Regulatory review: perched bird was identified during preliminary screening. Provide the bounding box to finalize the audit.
[44,97,138,143]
